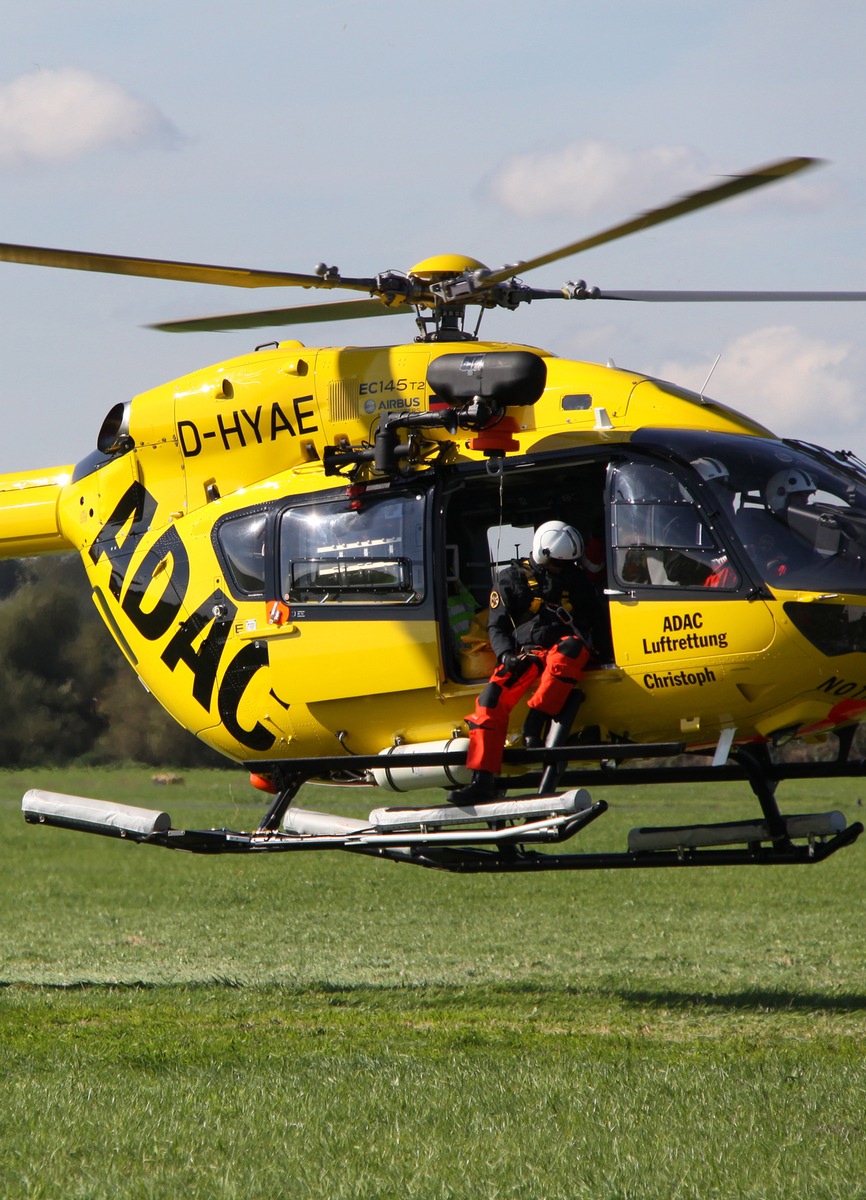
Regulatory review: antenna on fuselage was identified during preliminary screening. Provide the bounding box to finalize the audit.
[699,353,722,403]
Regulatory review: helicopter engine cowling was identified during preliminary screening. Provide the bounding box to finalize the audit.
[427,350,546,423]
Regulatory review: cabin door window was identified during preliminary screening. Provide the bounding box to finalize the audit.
[279,491,426,606]
[609,461,739,591]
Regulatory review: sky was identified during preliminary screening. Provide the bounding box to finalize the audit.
[1,0,865,473]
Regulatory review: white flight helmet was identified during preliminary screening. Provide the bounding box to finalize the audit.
[532,520,583,566]
[765,468,816,514]
[692,456,729,484]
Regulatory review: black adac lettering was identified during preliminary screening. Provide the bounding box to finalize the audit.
[218,641,275,752]
[217,411,246,450]
[293,395,318,436]
[240,406,264,444]
[121,525,191,641]
[817,675,866,700]
[178,421,202,457]
[89,481,158,600]
[662,612,703,632]
[160,592,237,712]
[270,402,296,440]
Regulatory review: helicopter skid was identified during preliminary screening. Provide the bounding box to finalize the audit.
[22,789,171,839]
[21,787,862,872]
[21,787,608,856]
[627,810,847,852]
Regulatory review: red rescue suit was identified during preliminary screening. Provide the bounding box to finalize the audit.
[464,557,596,774]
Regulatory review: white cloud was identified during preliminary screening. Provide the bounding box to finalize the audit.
[659,325,862,447]
[486,140,828,223]
[0,68,177,168]
[487,141,706,220]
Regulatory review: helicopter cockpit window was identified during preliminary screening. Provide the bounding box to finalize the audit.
[216,511,268,596]
[632,429,866,598]
[610,461,737,590]
[735,457,866,591]
[279,492,425,605]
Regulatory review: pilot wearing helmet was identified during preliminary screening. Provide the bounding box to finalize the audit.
[692,456,730,486]
[450,519,598,804]
[765,468,816,515]
[742,467,817,580]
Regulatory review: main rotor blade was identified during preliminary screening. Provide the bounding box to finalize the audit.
[150,296,413,333]
[482,156,820,287]
[0,240,377,292]
[590,288,866,302]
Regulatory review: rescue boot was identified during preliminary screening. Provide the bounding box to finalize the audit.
[448,770,497,805]
[522,708,551,749]
[539,689,585,795]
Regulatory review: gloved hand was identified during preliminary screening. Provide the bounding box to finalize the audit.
[498,652,522,673]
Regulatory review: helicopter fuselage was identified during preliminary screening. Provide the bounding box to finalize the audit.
[4,337,866,773]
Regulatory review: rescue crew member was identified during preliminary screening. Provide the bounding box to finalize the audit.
[449,520,597,804]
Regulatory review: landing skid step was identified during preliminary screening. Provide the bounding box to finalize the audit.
[628,811,847,852]
[365,788,592,832]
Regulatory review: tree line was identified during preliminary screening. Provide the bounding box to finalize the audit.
[0,556,224,768]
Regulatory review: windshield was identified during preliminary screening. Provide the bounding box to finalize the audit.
[634,430,866,595]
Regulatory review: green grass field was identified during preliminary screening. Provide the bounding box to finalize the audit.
[1,766,865,1198]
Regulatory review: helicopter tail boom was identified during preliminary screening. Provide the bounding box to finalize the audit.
[0,466,75,559]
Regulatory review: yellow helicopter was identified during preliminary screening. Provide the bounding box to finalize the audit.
[6,155,866,871]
